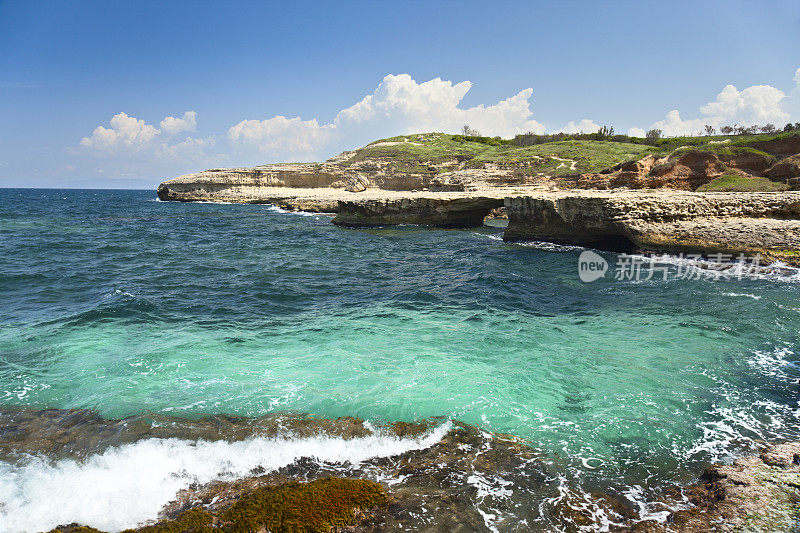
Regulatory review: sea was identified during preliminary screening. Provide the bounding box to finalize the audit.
[1,188,799,532]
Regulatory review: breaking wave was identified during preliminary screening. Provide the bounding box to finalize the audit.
[0,422,452,532]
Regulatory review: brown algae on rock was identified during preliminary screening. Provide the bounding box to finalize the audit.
[48,477,387,533]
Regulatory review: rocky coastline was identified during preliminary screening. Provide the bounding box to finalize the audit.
[17,407,798,533]
[157,176,800,266]
[157,132,800,265]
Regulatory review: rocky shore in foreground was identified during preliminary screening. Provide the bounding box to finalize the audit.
[12,407,797,532]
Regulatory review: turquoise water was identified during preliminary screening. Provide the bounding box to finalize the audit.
[2,189,800,529]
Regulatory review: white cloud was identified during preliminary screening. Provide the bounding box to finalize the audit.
[782,68,800,120]
[227,116,335,160]
[638,69,799,136]
[155,136,219,162]
[627,127,646,137]
[560,119,601,134]
[81,111,199,150]
[80,112,160,149]
[79,111,223,179]
[699,84,788,124]
[226,74,546,162]
[333,74,545,137]
[159,111,197,135]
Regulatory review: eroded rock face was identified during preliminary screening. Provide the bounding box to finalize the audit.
[504,191,800,263]
[575,150,781,191]
[766,154,800,182]
[156,165,342,202]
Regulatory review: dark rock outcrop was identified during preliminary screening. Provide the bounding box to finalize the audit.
[333,196,505,227]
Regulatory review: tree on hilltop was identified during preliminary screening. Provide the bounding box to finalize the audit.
[461,125,481,136]
[597,125,614,139]
[645,129,662,144]
[704,125,715,136]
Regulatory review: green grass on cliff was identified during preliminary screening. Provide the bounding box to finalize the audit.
[348,133,655,175]
[340,131,799,177]
[696,172,789,192]
[648,130,799,152]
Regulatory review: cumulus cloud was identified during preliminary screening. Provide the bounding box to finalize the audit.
[227,116,335,160]
[560,119,601,134]
[226,74,546,162]
[627,127,646,137]
[80,112,160,149]
[154,136,218,161]
[782,67,800,118]
[638,69,799,136]
[159,111,197,135]
[81,110,199,150]
[79,110,224,176]
[333,74,545,137]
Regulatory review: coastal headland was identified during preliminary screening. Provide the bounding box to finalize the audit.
[158,131,800,265]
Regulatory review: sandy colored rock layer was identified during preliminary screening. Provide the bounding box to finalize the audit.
[504,190,800,264]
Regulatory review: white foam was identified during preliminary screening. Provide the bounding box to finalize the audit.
[514,240,584,252]
[720,292,761,300]
[265,205,324,217]
[0,421,451,533]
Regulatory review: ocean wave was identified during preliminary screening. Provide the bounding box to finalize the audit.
[0,421,452,533]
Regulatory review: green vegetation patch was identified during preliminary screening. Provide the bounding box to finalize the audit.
[672,144,777,162]
[469,140,655,174]
[349,133,655,175]
[350,131,798,177]
[696,172,789,192]
[647,130,799,152]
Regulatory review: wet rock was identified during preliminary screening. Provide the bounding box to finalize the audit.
[646,442,800,532]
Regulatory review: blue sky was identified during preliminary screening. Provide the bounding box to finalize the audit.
[1,0,799,189]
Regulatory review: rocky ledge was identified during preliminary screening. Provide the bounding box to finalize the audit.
[332,195,505,227]
[504,190,800,265]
